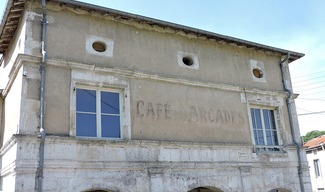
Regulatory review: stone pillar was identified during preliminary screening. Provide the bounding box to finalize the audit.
[149,167,164,192]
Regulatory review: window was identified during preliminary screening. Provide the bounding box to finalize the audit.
[76,88,121,138]
[314,159,321,177]
[250,108,279,151]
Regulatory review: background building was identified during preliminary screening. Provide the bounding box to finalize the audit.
[0,0,311,191]
[304,135,325,192]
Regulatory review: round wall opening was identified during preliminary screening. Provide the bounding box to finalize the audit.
[253,68,263,78]
[182,56,194,66]
[92,41,106,52]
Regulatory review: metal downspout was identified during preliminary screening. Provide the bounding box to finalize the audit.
[280,53,304,192]
[36,0,47,191]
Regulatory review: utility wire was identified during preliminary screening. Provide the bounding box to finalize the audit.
[296,107,325,115]
[296,107,314,113]
[295,90,325,96]
[299,90,325,97]
[297,111,325,116]
[294,85,325,92]
[292,70,325,79]
[293,75,325,84]
[296,98,325,101]
[294,79,325,88]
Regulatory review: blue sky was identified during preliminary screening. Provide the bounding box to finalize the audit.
[1,0,325,135]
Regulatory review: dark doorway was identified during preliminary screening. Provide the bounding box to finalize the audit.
[188,186,224,192]
[269,188,291,192]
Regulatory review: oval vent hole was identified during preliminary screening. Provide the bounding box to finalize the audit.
[182,57,194,66]
[92,41,106,52]
[253,68,263,78]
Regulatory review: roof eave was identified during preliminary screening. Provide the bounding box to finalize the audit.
[0,0,305,62]
[0,0,27,54]
[0,0,14,54]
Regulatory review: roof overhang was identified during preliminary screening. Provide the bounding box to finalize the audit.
[0,0,26,54]
[0,0,305,62]
[305,144,324,152]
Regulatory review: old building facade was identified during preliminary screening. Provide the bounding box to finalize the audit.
[0,0,311,191]
[304,135,325,192]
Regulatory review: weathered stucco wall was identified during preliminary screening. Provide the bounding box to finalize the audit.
[15,3,293,144]
[44,65,71,135]
[2,67,23,146]
[23,3,285,93]
[15,58,296,145]
[1,143,18,192]
[20,63,40,135]
[131,79,249,143]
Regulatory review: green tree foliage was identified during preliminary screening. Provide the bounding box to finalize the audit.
[302,130,325,143]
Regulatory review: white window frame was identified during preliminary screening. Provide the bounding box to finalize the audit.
[75,86,123,138]
[249,105,282,152]
[70,69,131,140]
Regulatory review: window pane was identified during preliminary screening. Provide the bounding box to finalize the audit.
[253,129,259,144]
[251,108,262,130]
[251,108,265,145]
[266,130,273,145]
[255,109,262,130]
[257,130,265,145]
[101,91,120,114]
[270,111,276,131]
[250,109,256,128]
[273,131,279,145]
[76,89,96,112]
[263,109,276,131]
[101,115,120,138]
[76,113,97,137]
[263,109,271,130]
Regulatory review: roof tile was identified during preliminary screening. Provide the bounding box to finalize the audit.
[303,135,325,149]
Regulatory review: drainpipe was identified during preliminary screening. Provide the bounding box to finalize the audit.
[280,53,304,192]
[36,0,47,191]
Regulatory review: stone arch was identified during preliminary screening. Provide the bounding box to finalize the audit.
[269,188,291,192]
[82,189,115,192]
[188,186,224,192]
